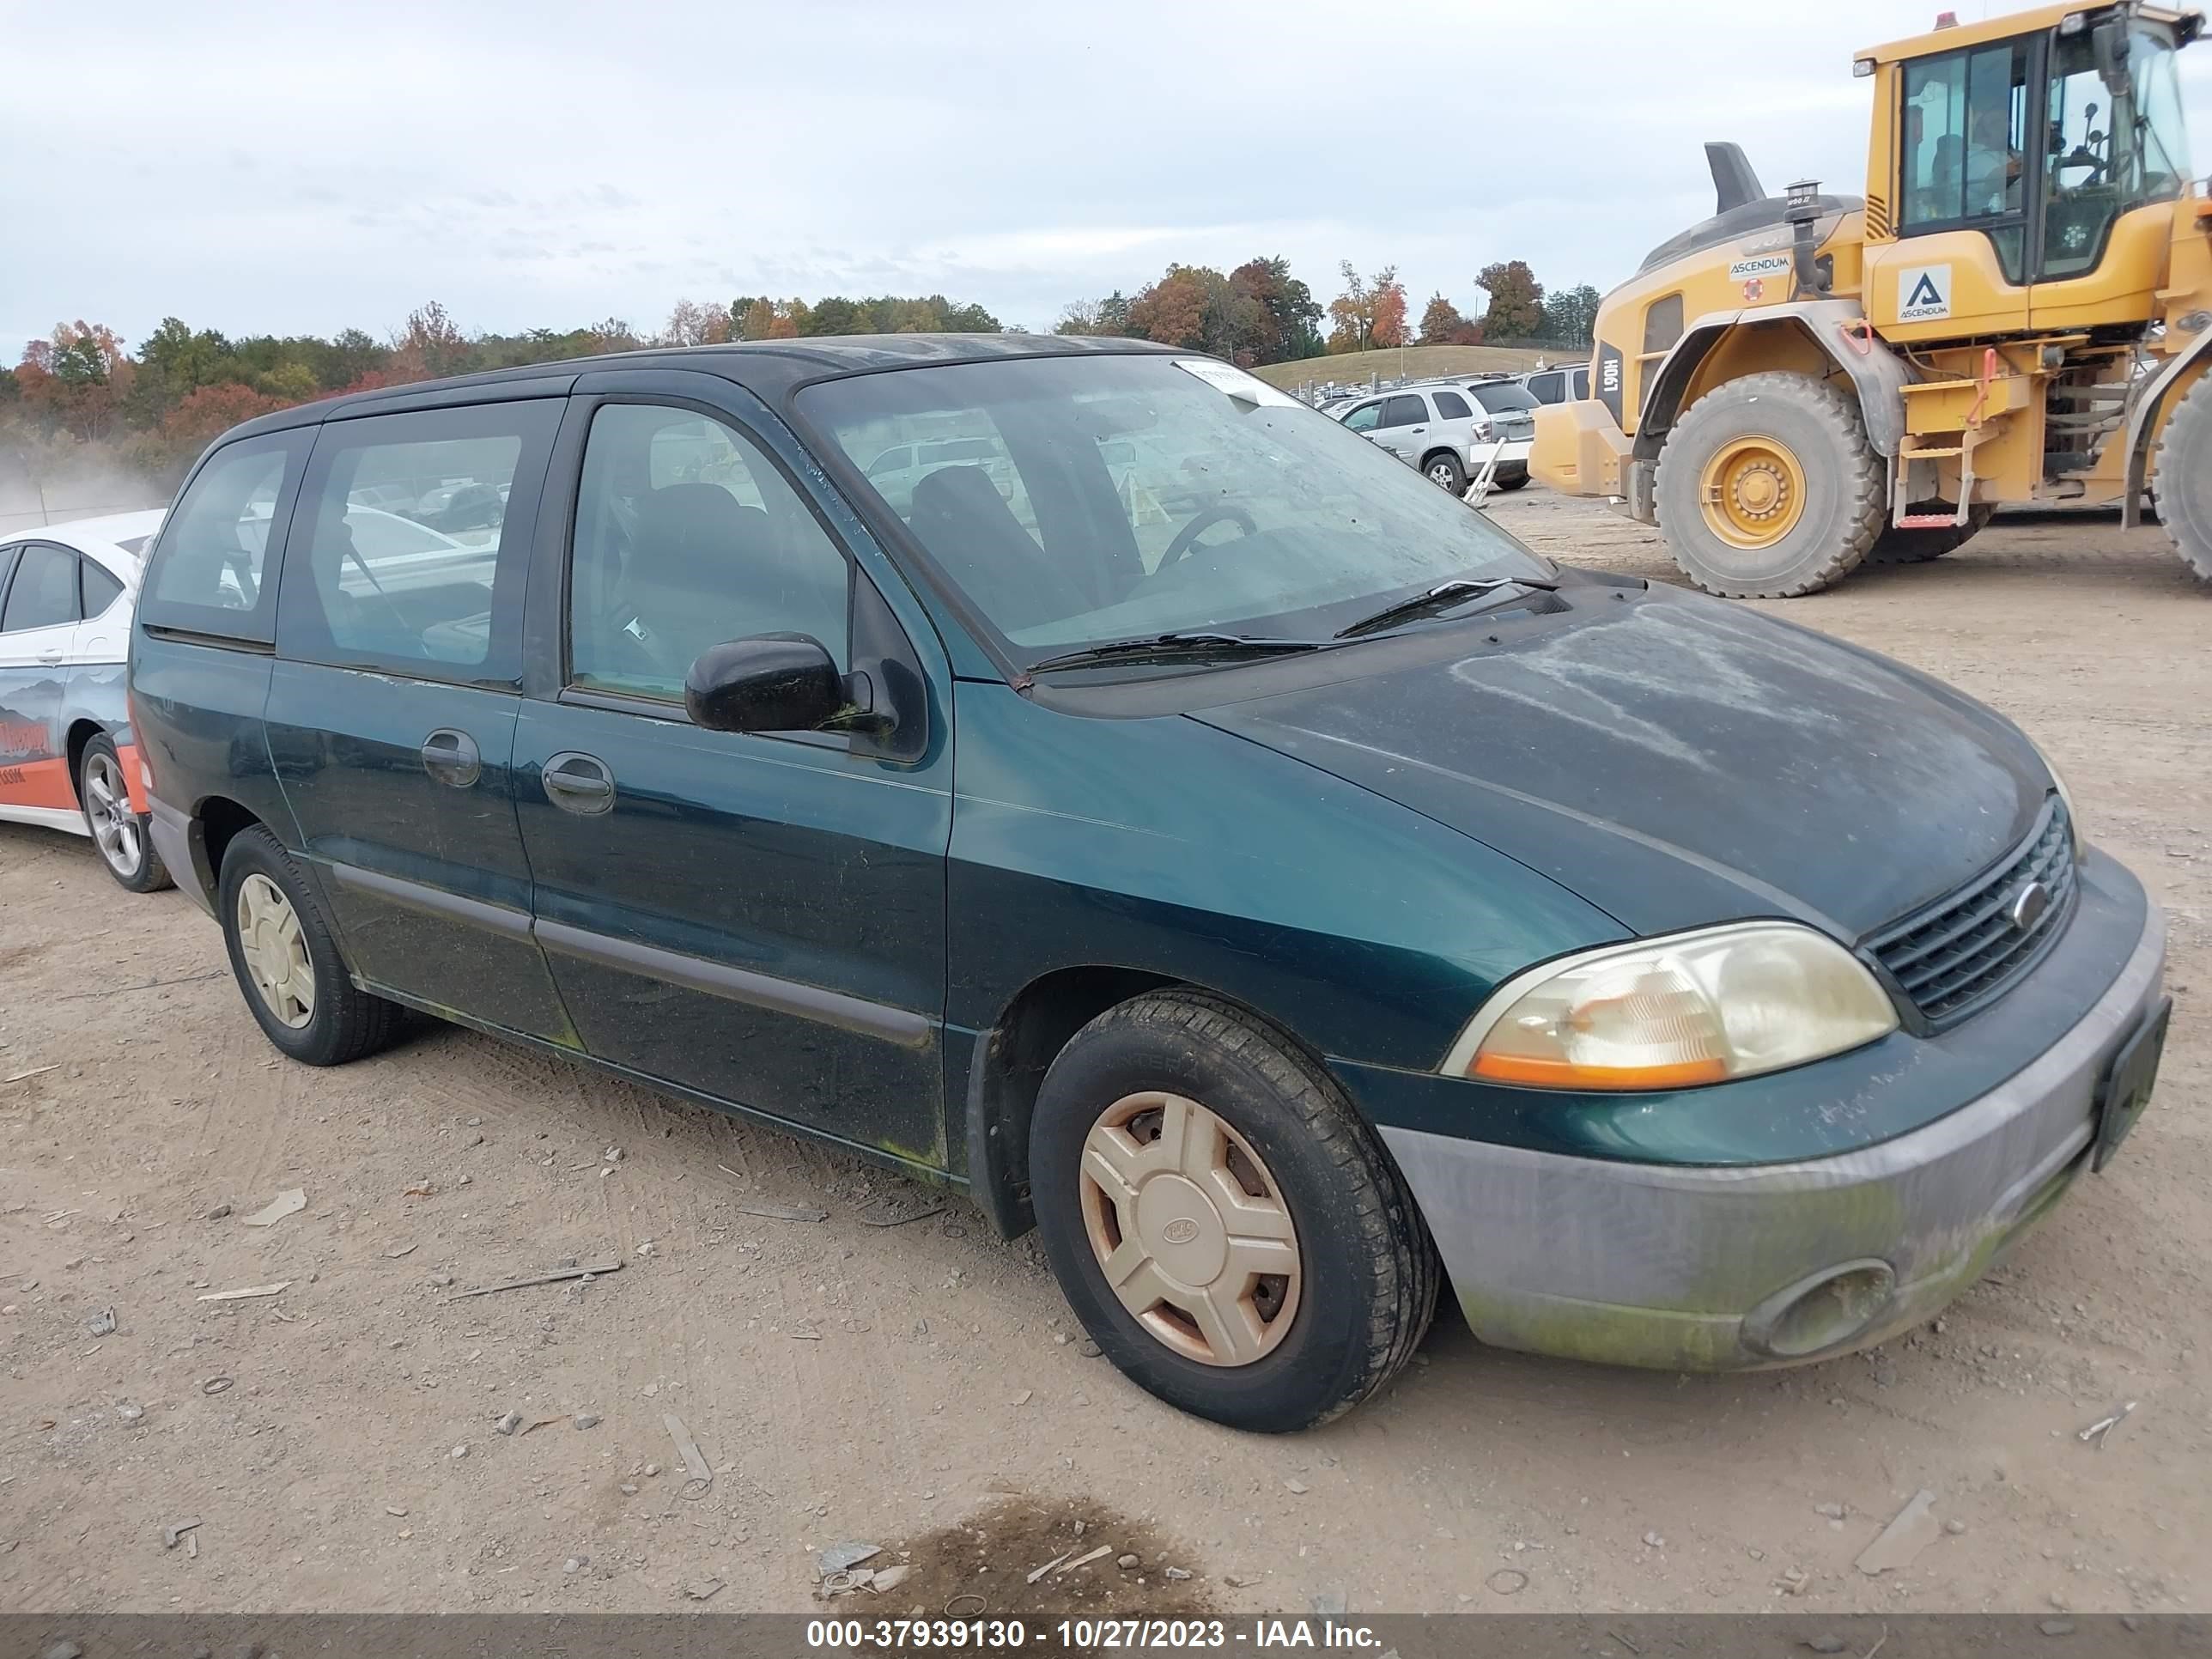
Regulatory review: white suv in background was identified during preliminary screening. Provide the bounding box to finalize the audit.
[1331,383,1532,493]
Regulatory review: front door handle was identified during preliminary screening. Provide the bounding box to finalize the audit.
[420,727,482,788]
[38,649,64,665]
[542,750,615,816]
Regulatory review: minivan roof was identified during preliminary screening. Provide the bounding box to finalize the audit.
[222,332,1182,442]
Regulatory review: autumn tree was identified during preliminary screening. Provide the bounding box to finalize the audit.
[387,301,471,381]
[1326,264,1407,354]
[159,382,288,449]
[659,298,732,347]
[1475,261,1547,341]
[1127,266,1212,351]
[15,322,134,441]
[1229,257,1323,362]
[803,297,866,336]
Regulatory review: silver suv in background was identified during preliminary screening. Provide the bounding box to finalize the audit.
[1329,383,1530,493]
[1518,363,1590,405]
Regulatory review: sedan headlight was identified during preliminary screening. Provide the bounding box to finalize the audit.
[1443,922,1899,1090]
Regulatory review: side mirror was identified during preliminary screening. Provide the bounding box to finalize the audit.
[2092,19,2130,98]
[684,633,846,733]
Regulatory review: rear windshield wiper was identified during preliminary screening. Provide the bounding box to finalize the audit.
[1333,575,1559,640]
[1023,631,1332,674]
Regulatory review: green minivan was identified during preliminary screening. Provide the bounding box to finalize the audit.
[128,335,2169,1431]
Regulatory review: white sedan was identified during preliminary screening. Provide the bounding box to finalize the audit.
[0,509,172,890]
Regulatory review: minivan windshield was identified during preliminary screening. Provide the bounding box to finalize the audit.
[799,354,1550,661]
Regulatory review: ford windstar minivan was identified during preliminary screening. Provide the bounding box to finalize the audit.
[127,335,2169,1431]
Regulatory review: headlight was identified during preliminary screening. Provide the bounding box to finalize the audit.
[1443,922,1899,1090]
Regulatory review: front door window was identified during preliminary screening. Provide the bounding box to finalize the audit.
[1900,39,2033,283]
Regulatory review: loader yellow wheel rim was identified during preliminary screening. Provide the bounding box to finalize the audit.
[1699,435,1807,550]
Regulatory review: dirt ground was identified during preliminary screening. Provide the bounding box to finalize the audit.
[2,492,2206,1620]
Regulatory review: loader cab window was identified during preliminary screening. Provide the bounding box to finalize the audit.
[2041,21,2194,278]
[1900,40,2033,283]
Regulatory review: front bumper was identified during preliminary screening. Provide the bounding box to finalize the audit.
[1380,896,2166,1370]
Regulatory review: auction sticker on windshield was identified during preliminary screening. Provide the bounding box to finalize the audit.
[1173,359,1300,406]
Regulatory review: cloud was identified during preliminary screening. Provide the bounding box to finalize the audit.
[4,0,2208,345]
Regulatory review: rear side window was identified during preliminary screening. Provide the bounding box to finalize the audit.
[276,399,560,682]
[2,544,82,632]
[82,560,125,616]
[1431,391,1472,420]
[1380,395,1427,428]
[140,432,312,644]
[1470,382,1538,414]
[1526,373,1561,404]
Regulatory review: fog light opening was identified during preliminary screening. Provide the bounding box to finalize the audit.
[1744,1260,1898,1359]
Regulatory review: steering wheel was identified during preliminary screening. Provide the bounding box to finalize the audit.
[1162,505,1259,566]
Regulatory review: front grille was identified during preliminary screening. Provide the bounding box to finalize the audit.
[1866,799,2075,1029]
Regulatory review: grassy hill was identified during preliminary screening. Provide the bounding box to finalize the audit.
[1249,343,1571,392]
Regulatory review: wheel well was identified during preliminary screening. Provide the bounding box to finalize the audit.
[62,720,106,806]
[963,966,1177,1240]
[1419,447,1460,472]
[192,795,263,902]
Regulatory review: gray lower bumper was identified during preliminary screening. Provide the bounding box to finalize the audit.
[1381,904,2167,1370]
[147,797,211,916]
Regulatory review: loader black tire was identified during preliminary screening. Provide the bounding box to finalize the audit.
[2154,367,2212,582]
[1867,503,1996,565]
[1655,372,1886,598]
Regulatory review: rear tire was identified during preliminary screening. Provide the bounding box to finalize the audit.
[77,734,171,893]
[218,826,401,1066]
[1867,502,1996,565]
[1029,988,1437,1433]
[2154,368,2212,581]
[1423,451,1466,493]
[1493,472,1532,491]
[1656,372,1884,597]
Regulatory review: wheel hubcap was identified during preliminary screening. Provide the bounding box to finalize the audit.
[1699,435,1808,550]
[235,874,315,1029]
[1430,463,1455,486]
[1078,1091,1302,1367]
[83,752,141,875]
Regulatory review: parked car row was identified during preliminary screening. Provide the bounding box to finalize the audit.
[6,334,2168,1438]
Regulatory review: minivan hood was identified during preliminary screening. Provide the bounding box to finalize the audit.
[1190,583,2049,940]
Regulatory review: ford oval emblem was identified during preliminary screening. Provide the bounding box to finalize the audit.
[2008,880,2052,933]
[1161,1218,1202,1246]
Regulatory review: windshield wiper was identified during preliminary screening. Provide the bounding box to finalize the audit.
[1332,575,1559,640]
[1024,631,1332,674]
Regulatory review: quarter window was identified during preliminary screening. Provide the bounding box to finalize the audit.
[81,560,125,617]
[140,434,307,643]
[276,400,559,678]
[1431,390,1473,421]
[2,544,80,632]
[568,404,852,702]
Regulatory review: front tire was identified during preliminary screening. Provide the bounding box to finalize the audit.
[1423,451,1466,493]
[218,826,401,1066]
[2155,368,2212,581]
[1029,989,1437,1432]
[1655,371,1884,597]
[77,734,171,893]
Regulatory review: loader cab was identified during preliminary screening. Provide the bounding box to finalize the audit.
[1863,3,2199,337]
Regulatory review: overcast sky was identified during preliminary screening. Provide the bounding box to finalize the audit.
[5,0,2209,352]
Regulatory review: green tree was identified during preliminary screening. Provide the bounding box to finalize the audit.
[803,296,865,336]
[1475,261,1547,341]
[1229,257,1322,363]
[1540,283,1602,347]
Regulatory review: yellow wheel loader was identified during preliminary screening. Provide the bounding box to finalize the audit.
[1530,2,2212,595]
